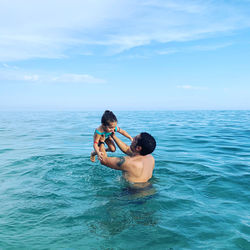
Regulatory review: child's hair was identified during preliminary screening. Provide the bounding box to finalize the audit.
[101,110,117,126]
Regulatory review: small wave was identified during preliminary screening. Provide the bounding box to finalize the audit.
[216,146,243,152]
[0,148,13,154]
[80,133,93,136]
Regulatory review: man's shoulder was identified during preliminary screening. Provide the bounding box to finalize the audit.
[126,155,144,167]
[113,154,154,170]
[146,154,155,164]
[147,154,155,161]
[118,155,139,168]
[134,154,154,161]
[127,154,154,160]
[135,154,155,167]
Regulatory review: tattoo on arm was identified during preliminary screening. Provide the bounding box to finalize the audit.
[117,156,125,167]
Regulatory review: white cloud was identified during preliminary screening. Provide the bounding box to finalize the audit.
[157,42,232,55]
[0,67,106,84]
[157,49,179,55]
[23,74,40,81]
[177,85,208,90]
[0,0,250,61]
[2,63,10,68]
[142,0,206,14]
[52,74,106,84]
[178,85,193,89]
[188,43,233,52]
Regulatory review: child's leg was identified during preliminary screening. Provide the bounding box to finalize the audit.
[90,147,111,162]
[105,138,116,152]
[90,150,97,162]
[91,137,116,162]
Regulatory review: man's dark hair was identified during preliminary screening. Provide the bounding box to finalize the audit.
[137,132,156,155]
[101,110,117,126]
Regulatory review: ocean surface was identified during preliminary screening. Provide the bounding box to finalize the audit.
[0,111,249,249]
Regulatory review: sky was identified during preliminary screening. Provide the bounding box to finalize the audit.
[0,0,250,111]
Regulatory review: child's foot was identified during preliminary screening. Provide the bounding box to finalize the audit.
[90,152,96,162]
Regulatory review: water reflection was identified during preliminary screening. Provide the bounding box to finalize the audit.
[85,181,158,237]
[120,181,157,202]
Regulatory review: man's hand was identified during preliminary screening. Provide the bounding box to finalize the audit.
[97,152,104,161]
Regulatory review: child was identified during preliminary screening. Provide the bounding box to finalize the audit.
[90,110,133,162]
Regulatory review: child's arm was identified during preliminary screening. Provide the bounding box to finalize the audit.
[93,133,102,155]
[117,127,133,141]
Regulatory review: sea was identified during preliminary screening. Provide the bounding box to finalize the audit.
[0,111,249,250]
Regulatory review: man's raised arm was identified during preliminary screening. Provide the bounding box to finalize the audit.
[98,142,128,170]
[111,133,133,156]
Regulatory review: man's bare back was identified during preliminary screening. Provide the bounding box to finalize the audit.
[121,154,155,183]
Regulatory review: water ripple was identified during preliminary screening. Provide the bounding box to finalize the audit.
[0,111,250,249]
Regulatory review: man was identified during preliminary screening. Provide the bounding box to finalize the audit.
[98,132,156,183]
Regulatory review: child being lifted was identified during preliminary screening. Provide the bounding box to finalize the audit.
[90,110,133,162]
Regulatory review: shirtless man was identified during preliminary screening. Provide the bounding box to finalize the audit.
[98,132,156,183]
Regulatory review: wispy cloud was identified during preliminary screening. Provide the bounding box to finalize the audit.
[51,74,106,84]
[157,42,233,55]
[0,66,106,84]
[157,49,179,55]
[177,85,208,90]
[0,0,250,61]
[142,0,206,14]
[188,43,233,52]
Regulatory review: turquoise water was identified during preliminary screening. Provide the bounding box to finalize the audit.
[0,111,249,249]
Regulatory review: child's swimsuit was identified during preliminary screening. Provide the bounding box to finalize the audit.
[95,126,118,139]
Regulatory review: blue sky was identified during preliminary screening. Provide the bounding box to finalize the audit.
[1,0,250,110]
